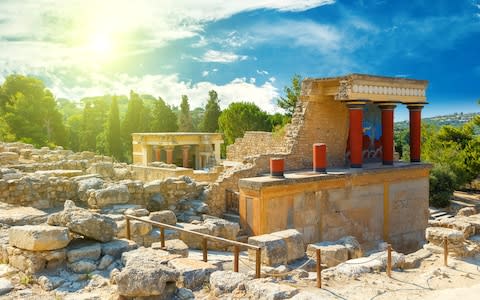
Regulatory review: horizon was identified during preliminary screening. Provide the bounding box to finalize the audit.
[0,0,479,121]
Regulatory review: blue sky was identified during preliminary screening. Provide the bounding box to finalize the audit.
[0,0,479,120]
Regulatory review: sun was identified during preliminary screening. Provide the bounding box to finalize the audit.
[87,32,114,58]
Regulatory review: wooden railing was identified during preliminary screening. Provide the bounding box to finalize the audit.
[125,215,262,278]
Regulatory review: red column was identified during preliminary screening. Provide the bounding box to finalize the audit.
[380,105,396,165]
[270,158,285,178]
[165,147,174,164]
[154,147,161,162]
[313,143,327,173]
[182,145,190,168]
[408,105,423,162]
[348,104,364,168]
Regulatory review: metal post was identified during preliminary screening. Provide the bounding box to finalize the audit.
[255,248,261,278]
[387,244,392,278]
[234,246,239,273]
[202,238,208,262]
[160,227,165,248]
[316,248,322,288]
[126,217,131,240]
[444,237,448,266]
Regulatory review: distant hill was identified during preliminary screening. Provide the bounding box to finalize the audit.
[395,112,479,130]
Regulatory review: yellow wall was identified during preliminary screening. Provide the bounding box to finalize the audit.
[239,165,430,252]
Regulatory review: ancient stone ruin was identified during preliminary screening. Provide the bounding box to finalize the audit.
[0,74,479,299]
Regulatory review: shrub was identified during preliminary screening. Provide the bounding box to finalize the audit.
[429,164,457,208]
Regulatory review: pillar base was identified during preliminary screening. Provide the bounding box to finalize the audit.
[350,164,362,168]
[410,159,420,163]
[270,172,285,178]
[314,167,326,173]
[382,160,394,165]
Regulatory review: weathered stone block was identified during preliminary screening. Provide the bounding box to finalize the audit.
[245,278,299,299]
[248,234,287,266]
[6,246,66,274]
[149,210,177,225]
[167,258,217,290]
[8,225,71,251]
[66,239,101,263]
[177,223,209,249]
[271,229,305,263]
[48,200,117,242]
[307,243,348,267]
[209,270,249,295]
[152,239,189,257]
[101,239,137,259]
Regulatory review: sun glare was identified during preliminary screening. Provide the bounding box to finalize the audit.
[87,33,114,59]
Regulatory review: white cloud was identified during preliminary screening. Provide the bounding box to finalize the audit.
[257,70,269,75]
[202,71,209,77]
[198,50,248,63]
[251,19,341,52]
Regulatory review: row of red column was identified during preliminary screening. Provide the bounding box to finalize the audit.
[348,103,423,168]
[153,145,190,167]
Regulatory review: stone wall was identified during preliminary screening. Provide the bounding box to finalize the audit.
[226,131,286,161]
[205,82,350,216]
[238,164,431,253]
[130,165,222,183]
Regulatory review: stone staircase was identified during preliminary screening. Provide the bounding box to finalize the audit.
[429,208,454,220]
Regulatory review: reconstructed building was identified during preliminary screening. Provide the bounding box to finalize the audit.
[235,74,431,252]
[132,132,223,170]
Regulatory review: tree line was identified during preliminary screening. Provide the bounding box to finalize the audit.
[0,74,291,162]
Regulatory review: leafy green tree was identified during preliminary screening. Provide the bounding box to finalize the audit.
[201,90,221,132]
[106,96,122,160]
[277,74,302,118]
[66,114,82,152]
[151,97,178,132]
[0,75,66,147]
[122,91,150,161]
[218,102,272,145]
[191,107,205,132]
[178,95,193,131]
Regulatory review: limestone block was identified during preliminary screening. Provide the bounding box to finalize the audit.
[66,240,101,263]
[90,184,130,208]
[149,210,177,225]
[245,278,299,299]
[47,200,117,242]
[115,265,178,298]
[336,236,363,259]
[248,234,288,266]
[404,248,432,269]
[457,207,476,217]
[167,258,217,290]
[124,208,149,217]
[143,180,162,193]
[8,225,71,251]
[101,239,137,259]
[97,254,114,270]
[152,239,189,258]
[307,243,348,267]
[209,270,249,295]
[116,219,152,238]
[68,259,97,273]
[271,229,305,263]
[0,278,13,296]
[77,177,104,201]
[121,247,177,267]
[0,152,19,164]
[7,246,66,274]
[425,227,464,244]
[202,218,240,250]
[177,223,209,249]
